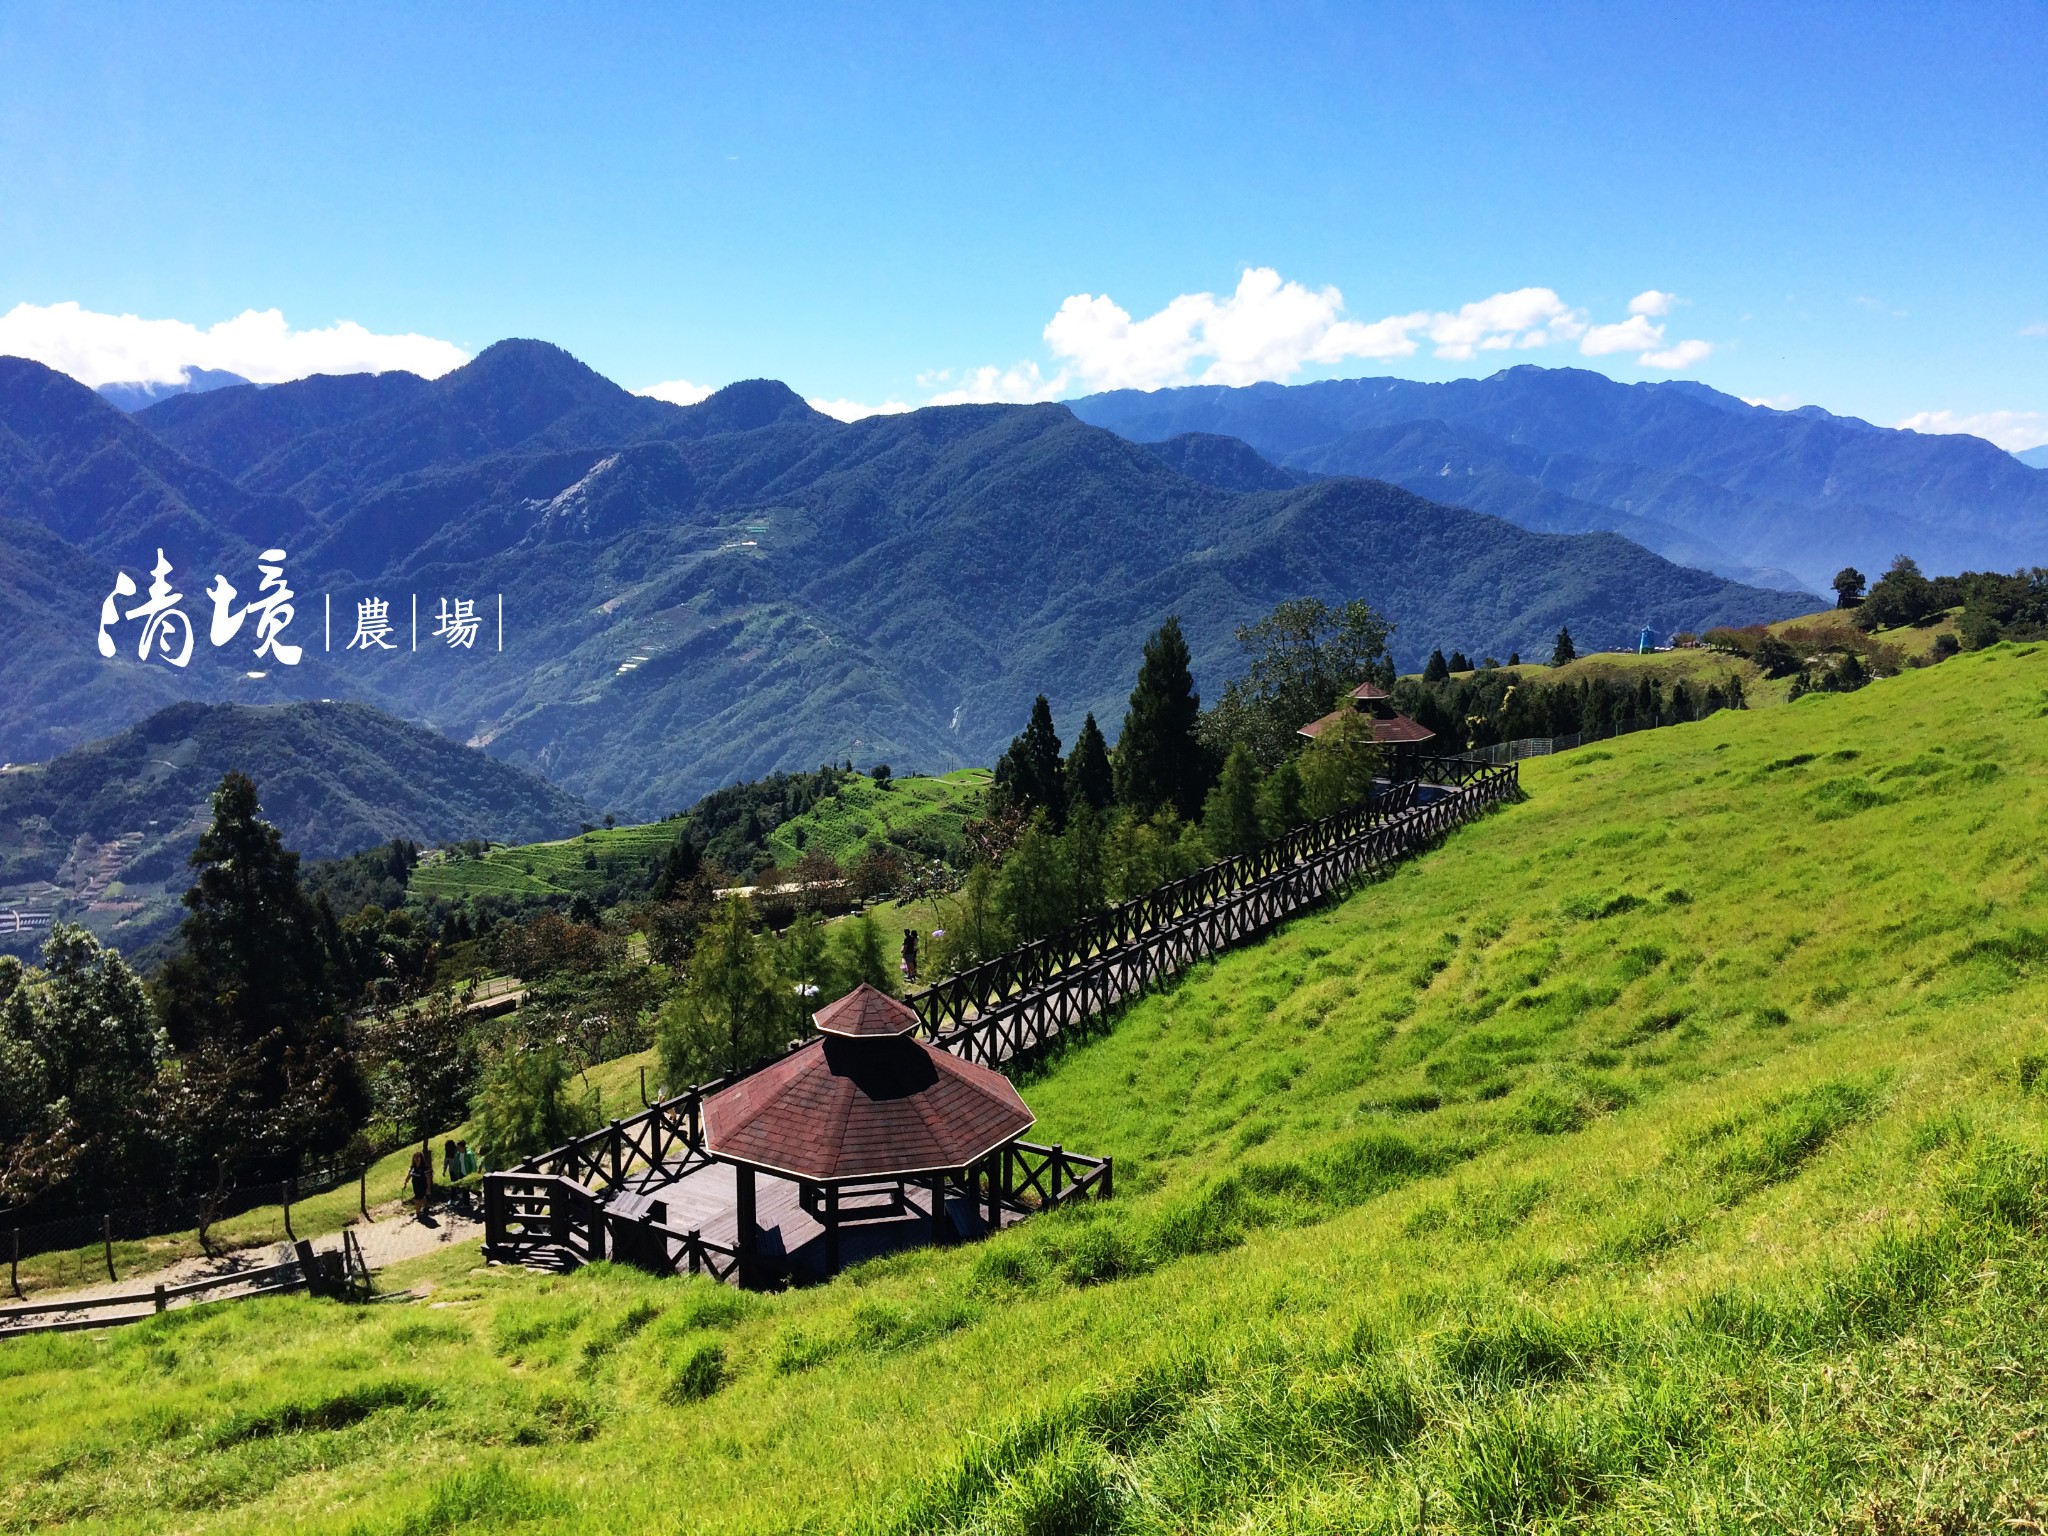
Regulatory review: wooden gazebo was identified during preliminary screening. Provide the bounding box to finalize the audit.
[701,984,1036,1280]
[1297,680,1435,746]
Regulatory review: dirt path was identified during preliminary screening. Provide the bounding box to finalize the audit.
[8,1200,483,1323]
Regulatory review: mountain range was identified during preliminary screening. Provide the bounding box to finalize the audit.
[1070,369,2048,594]
[0,698,589,955]
[0,342,1815,819]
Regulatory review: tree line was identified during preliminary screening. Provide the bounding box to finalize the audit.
[945,599,1397,970]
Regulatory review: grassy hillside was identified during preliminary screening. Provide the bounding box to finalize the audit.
[406,820,680,905]
[762,769,989,866]
[9,646,2048,1530]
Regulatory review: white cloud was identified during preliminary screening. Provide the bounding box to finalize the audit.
[637,378,716,406]
[0,300,467,387]
[1741,393,1803,410]
[1022,272,1607,394]
[1419,287,1587,361]
[1895,408,2048,453]
[1576,296,1713,370]
[1641,339,1715,370]
[1580,314,1667,356]
[935,270,1716,404]
[2021,322,2048,338]
[925,362,1066,407]
[808,396,913,422]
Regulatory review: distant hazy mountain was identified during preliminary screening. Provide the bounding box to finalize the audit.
[1071,368,2048,593]
[0,698,592,954]
[2018,445,2048,471]
[95,368,253,413]
[0,343,1810,816]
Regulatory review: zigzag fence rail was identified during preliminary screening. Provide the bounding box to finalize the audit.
[483,756,1514,1279]
[925,759,1517,1068]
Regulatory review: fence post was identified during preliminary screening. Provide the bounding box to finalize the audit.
[359,1167,368,1218]
[9,1226,18,1299]
[154,1283,167,1314]
[102,1213,115,1282]
[282,1180,294,1241]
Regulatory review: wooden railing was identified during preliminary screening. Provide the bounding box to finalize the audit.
[483,757,1515,1274]
[512,1091,715,1184]
[905,778,1421,1032]
[929,760,1519,1069]
[994,1140,1113,1213]
[0,1258,306,1339]
[482,1172,739,1281]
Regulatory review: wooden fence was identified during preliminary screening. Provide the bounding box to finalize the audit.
[925,759,1520,1069]
[0,1257,306,1340]
[483,1135,1113,1286]
[483,756,1514,1279]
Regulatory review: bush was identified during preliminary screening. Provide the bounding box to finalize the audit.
[469,1043,600,1169]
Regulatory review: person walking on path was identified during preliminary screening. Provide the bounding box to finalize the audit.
[405,1147,434,1220]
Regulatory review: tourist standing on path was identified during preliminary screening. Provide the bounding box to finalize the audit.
[405,1147,434,1219]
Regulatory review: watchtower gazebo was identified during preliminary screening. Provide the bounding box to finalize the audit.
[1297,680,1435,747]
[701,984,1035,1280]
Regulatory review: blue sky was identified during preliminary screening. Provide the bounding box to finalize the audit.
[1,2,2043,444]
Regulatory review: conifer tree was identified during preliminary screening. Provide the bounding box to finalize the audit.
[1423,648,1451,684]
[1114,617,1212,819]
[1257,757,1306,837]
[1551,627,1577,667]
[993,695,1066,827]
[1064,712,1114,815]
[155,773,363,1166]
[1203,745,1265,857]
[657,896,783,1081]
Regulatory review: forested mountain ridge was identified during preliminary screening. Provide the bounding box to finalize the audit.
[0,343,1809,815]
[1071,365,2048,592]
[0,698,591,955]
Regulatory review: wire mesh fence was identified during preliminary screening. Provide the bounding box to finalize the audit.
[1461,703,1727,765]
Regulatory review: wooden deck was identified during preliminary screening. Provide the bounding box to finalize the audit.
[604,1162,1024,1283]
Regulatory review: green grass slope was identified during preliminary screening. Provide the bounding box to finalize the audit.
[406,820,680,905]
[10,646,2048,1531]
[762,768,988,866]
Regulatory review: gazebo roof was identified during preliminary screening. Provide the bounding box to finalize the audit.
[1297,707,1435,744]
[1348,680,1391,701]
[812,982,921,1038]
[702,1031,1034,1181]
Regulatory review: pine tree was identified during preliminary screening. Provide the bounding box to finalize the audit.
[1423,648,1450,684]
[1202,745,1265,857]
[155,773,363,1167]
[1257,757,1306,837]
[1551,627,1577,667]
[993,694,1066,828]
[657,896,784,1081]
[1064,712,1114,814]
[1299,709,1385,820]
[657,831,703,899]
[1114,617,1213,819]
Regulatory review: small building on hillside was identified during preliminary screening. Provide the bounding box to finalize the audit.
[701,984,1041,1280]
[1296,680,1435,748]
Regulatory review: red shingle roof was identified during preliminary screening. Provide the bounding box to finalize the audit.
[702,1034,1035,1180]
[1348,680,1391,701]
[1297,707,1435,744]
[812,982,921,1038]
